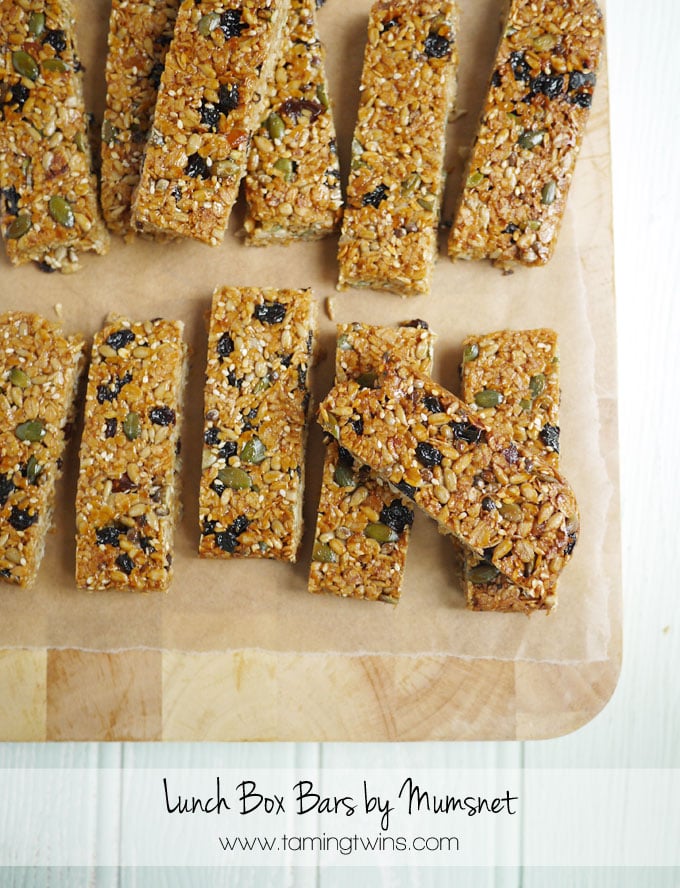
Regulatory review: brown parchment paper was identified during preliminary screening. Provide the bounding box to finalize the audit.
[0,0,616,663]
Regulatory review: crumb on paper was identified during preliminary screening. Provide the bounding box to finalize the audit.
[325,296,335,321]
[54,303,63,319]
[663,625,670,634]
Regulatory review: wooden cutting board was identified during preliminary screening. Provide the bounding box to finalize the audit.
[0,0,620,741]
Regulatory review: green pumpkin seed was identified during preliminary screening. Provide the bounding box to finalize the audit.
[518,129,544,150]
[9,367,31,388]
[74,131,87,152]
[541,180,557,205]
[6,214,32,239]
[463,342,479,362]
[520,397,533,411]
[28,11,46,36]
[253,376,271,394]
[527,219,541,231]
[25,454,42,484]
[500,502,523,522]
[102,119,118,145]
[15,420,45,443]
[401,172,421,195]
[337,333,352,350]
[48,196,75,228]
[217,466,252,490]
[356,371,377,388]
[123,412,140,441]
[466,170,484,188]
[529,373,546,398]
[42,58,70,73]
[198,12,220,37]
[324,413,340,440]
[417,197,434,212]
[241,436,266,464]
[273,156,294,181]
[312,541,337,563]
[468,562,500,584]
[364,522,398,544]
[266,112,285,141]
[316,82,329,109]
[333,463,355,488]
[474,389,503,408]
[12,50,39,81]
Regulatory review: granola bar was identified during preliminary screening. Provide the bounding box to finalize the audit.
[100,0,180,236]
[75,316,186,592]
[0,0,109,271]
[0,312,84,587]
[131,0,291,244]
[309,321,434,603]
[199,286,315,561]
[461,329,561,612]
[448,0,604,266]
[243,0,342,244]
[317,331,579,599]
[336,0,459,296]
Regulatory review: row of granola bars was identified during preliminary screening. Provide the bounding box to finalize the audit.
[1,297,577,614]
[1,0,603,286]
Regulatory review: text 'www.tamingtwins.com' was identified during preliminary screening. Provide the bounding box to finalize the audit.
[217,833,461,856]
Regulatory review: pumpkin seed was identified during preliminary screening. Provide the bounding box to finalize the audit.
[337,333,352,350]
[474,389,503,408]
[6,214,31,239]
[333,463,355,488]
[518,129,544,150]
[198,12,220,37]
[312,541,337,563]
[500,502,522,522]
[520,397,533,411]
[273,156,294,181]
[123,412,140,441]
[401,172,421,195]
[324,413,340,440]
[102,120,118,145]
[463,342,479,362]
[266,112,285,141]
[466,170,484,188]
[417,197,434,212]
[28,12,46,36]
[529,373,545,398]
[316,82,329,109]
[43,58,70,73]
[48,196,75,228]
[12,50,39,81]
[364,522,398,544]
[527,219,541,231]
[356,371,377,388]
[25,455,42,484]
[74,131,87,152]
[253,376,271,394]
[541,180,557,205]
[241,436,266,464]
[217,466,252,490]
[9,367,31,388]
[15,420,45,442]
[468,562,500,584]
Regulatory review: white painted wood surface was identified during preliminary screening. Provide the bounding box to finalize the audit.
[1,0,679,882]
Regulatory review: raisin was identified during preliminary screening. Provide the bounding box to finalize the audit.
[218,83,240,113]
[10,83,30,111]
[396,480,417,499]
[540,423,560,453]
[337,446,354,467]
[502,443,519,465]
[0,474,16,507]
[186,152,210,179]
[253,302,286,324]
[423,395,444,413]
[215,530,238,552]
[2,186,20,216]
[149,62,164,88]
[528,72,564,100]
[96,525,122,547]
[297,365,307,390]
[210,477,225,496]
[382,16,398,30]
[204,426,220,445]
[361,183,388,208]
[509,51,530,82]
[379,499,414,534]
[43,28,67,54]
[564,531,578,556]
[482,496,496,512]
[202,518,217,536]
[569,70,595,92]
[219,440,238,461]
[217,331,234,358]
[424,33,451,58]
[226,370,242,387]
[35,261,57,274]
[242,407,259,431]
[401,318,429,329]
[0,569,11,578]
[502,222,520,235]
[491,69,501,87]
[10,507,38,533]
[568,92,592,108]
[115,553,134,575]
[105,328,135,351]
[96,371,132,404]
[350,416,364,436]
[279,97,324,124]
[280,353,293,368]
[230,515,249,536]
[171,184,182,202]
[200,100,221,130]
[219,9,247,38]
[139,535,155,554]
[112,473,136,493]
[149,406,176,426]
[415,442,442,467]
[451,420,485,444]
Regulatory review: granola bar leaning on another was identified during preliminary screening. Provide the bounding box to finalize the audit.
[460,329,561,613]
[243,0,342,244]
[448,0,604,266]
[199,286,315,562]
[309,321,434,603]
[336,0,459,296]
[0,0,109,271]
[100,0,180,236]
[131,0,291,244]
[317,330,579,601]
[0,312,84,587]
[75,317,187,592]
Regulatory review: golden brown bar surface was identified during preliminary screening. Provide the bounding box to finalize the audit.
[461,329,561,612]
[1,312,84,586]
[448,0,603,266]
[199,286,315,562]
[0,0,109,271]
[337,0,459,296]
[75,316,186,592]
[131,0,291,244]
[309,321,434,602]
[317,330,579,600]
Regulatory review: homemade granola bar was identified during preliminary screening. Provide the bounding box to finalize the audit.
[100,0,180,236]
[243,0,342,244]
[199,286,315,561]
[75,316,186,592]
[0,0,109,271]
[131,0,291,244]
[461,329,561,612]
[309,321,434,602]
[1,312,84,587]
[448,0,604,266]
[336,0,459,296]
[317,331,579,599]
